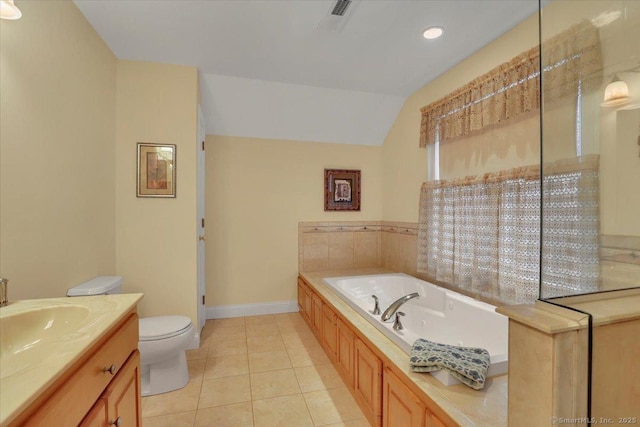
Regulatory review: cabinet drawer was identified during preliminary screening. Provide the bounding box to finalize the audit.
[25,314,139,426]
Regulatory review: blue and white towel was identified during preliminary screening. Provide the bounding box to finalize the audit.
[409,338,490,390]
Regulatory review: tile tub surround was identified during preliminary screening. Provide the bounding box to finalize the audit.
[300,268,508,427]
[298,221,418,276]
[143,313,370,426]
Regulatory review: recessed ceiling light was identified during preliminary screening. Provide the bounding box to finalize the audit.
[423,27,444,40]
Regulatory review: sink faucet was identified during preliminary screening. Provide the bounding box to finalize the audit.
[381,292,419,322]
[0,278,8,307]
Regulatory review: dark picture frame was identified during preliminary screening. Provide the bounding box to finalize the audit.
[137,143,176,198]
[324,169,361,211]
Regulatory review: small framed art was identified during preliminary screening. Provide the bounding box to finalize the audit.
[324,169,361,211]
[137,143,176,198]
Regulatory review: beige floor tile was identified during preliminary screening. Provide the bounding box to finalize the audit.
[250,368,301,400]
[322,419,372,427]
[248,350,292,373]
[209,318,246,338]
[245,314,277,326]
[294,364,345,392]
[209,336,248,358]
[252,394,313,427]
[199,375,252,409]
[304,387,364,426]
[247,334,286,353]
[204,354,249,379]
[287,345,330,367]
[272,312,302,323]
[194,402,254,427]
[281,331,319,349]
[213,317,246,328]
[186,345,210,361]
[143,380,202,418]
[142,411,196,427]
[246,322,281,337]
[188,359,206,382]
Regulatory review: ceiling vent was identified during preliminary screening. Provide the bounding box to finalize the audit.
[331,0,351,16]
[317,0,357,33]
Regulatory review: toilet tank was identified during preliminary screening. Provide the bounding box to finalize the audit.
[67,276,123,297]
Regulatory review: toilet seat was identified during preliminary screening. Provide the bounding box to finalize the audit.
[139,315,192,341]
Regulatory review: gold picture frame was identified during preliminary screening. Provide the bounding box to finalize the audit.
[137,143,176,198]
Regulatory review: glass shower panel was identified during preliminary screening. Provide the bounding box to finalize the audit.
[540,0,640,300]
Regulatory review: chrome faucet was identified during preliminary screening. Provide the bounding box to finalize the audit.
[381,292,419,322]
[371,295,381,315]
[393,311,405,331]
[0,278,8,307]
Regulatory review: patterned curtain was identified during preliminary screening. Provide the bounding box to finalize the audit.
[417,155,600,305]
[419,20,602,147]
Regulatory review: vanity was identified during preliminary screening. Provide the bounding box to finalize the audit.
[0,294,143,426]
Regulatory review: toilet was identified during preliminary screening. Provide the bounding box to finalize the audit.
[67,276,195,396]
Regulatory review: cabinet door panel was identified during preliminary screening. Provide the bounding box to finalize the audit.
[297,279,305,313]
[336,318,355,387]
[354,338,382,426]
[312,293,323,337]
[79,399,108,427]
[425,408,447,427]
[383,368,424,427]
[322,304,337,361]
[105,351,142,427]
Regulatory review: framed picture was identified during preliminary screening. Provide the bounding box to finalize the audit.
[324,169,361,211]
[137,143,176,198]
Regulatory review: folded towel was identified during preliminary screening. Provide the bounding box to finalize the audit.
[409,338,490,390]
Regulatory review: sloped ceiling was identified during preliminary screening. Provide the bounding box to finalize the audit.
[74,0,540,145]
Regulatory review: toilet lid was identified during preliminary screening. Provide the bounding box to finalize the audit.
[139,315,192,341]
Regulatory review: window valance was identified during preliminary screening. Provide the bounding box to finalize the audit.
[419,20,603,147]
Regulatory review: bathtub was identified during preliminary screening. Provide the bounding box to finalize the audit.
[323,273,508,387]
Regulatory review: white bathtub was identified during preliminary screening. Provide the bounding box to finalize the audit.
[323,273,508,387]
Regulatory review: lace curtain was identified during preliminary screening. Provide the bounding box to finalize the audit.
[417,155,600,305]
[419,20,602,147]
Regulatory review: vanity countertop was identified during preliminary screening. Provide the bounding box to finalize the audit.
[0,293,143,426]
[300,268,507,427]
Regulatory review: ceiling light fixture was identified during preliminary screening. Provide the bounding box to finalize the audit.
[0,0,22,20]
[601,75,632,107]
[423,27,444,40]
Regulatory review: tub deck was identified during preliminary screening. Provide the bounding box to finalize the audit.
[300,267,508,427]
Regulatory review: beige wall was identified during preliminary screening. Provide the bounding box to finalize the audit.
[381,14,540,222]
[115,61,199,322]
[0,0,117,298]
[206,135,382,306]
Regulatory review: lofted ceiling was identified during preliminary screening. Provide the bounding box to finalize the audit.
[74,0,540,145]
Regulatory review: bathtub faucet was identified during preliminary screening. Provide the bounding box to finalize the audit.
[380,292,419,322]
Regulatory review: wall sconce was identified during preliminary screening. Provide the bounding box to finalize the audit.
[601,75,631,107]
[0,0,22,20]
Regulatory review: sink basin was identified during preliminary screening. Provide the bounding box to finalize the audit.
[0,305,91,378]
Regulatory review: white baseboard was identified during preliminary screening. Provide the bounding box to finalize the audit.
[206,300,299,319]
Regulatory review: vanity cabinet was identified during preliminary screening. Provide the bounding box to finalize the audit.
[79,351,141,427]
[18,312,141,427]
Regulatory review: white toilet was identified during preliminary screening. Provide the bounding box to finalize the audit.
[67,276,195,396]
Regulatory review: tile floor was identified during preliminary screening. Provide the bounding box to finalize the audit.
[141,313,371,427]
